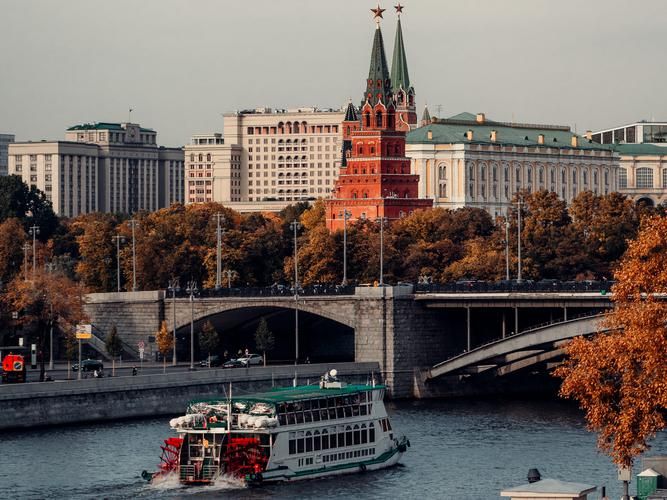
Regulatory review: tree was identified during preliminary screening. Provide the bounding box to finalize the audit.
[0,217,27,285]
[199,320,219,366]
[555,215,667,470]
[3,268,87,381]
[155,320,173,374]
[254,317,275,367]
[0,175,59,240]
[105,325,123,376]
[71,213,120,292]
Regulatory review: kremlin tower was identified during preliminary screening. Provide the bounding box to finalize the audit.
[326,5,432,232]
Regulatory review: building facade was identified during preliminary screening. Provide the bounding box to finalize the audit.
[0,134,15,176]
[8,122,184,217]
[325,12,432,231]
[407,112,619,218]
[589,121,667,206]
[184,134,242,204]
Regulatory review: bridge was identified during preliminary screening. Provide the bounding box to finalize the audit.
[83,285,613,398]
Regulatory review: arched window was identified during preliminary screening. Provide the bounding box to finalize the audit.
[206,154,211,162]
[198,154,203,162]
[376,111,383,127]
[190,154,194,162]
[365,113,371,127]
[572,168,578,184]
[358,145,363,155]
[662,168,667,188]
[346,126,350,135]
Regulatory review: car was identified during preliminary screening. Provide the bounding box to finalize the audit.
[236,353,263,366]
[72,359,103,372]
[222,359,245,369]
[199,355,222,368]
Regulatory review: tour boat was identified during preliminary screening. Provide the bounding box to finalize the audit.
[143,370,410,485]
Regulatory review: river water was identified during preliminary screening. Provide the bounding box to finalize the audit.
[2,398,664,499]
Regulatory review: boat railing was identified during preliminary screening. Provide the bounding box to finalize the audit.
[179,464,195,481]
[202,465,218,480]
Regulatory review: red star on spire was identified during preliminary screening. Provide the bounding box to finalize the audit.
[371,5,386,20]
[395,3,404,14]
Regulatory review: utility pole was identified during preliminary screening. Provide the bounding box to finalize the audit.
[22,243,30,282]
[375,217,388,286]
[129,219,139,291]
[168,278,180,366]
[516,198,523,282]
[214,213,225,290]
[112,234,126,292]
[290,220,301,365]
[186,280,198,371]
[29,225,39,280]
[505,219,510,281]
[339,209,351,285]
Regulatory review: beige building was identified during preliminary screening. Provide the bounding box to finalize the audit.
[407,112,619,218]
[186,107,345,211]
[8,122,184,217]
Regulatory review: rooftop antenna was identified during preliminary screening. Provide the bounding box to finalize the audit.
[435,104,444,119]
[128,107,133,123]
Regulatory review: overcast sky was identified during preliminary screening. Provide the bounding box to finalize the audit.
[1,0,665,146]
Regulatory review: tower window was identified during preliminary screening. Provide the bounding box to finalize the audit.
[365,113,371,127]
[376,112,383,127]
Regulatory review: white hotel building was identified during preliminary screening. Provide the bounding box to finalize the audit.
[8,122,184,217]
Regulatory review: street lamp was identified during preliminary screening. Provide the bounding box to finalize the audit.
[168,278,180,366]
[375,217,388,286]
[185,280,198,371]
[290,219,301,365]
[45,262,56,371]
[111,234,126,292]
[214,213,225,290]
[339,209,352,285]
[222,269,236,289]
[29,225,39,281]
[129,219,139,291]
[22,243,31,282]
[504,218,510,281]
[515,198,523,282]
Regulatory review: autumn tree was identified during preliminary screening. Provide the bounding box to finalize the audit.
[3,268,87,381]
[199,320,219,366]
[105,325,123,376]
[0,217,27,285]
[254,317,275,367]
[556,215,667,470]
[70,213,120,292]
[155,320,173,374]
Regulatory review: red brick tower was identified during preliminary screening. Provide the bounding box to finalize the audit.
[326,8,432,232]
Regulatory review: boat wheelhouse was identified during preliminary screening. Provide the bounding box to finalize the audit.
[144,372,409,485]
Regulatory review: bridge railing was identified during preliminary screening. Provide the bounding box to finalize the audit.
[168,284,356,299]
[415,280,614,294]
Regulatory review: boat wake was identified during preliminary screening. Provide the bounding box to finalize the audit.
[147,472,247,495]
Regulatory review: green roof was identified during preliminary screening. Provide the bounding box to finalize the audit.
[390,18,411,92]
[67,122,155,133]
[189,384,384,407]
[407,112,614,152]
[612,143,667,156]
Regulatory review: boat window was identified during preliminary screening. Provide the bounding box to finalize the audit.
[304,411,312,423]
[339,452,345,460]
[296,411,304,424]
[313,430,321,451]
[351,394,360,405]
[354,450,360,458]
[321,429,329,449]
[338,428,346,447]
[360,392,367,403]
[320,408,328,421]
[335,397,343,407]
[312,409,320,422]
[353,424,361,445]
[329,432,337,448]
[323,455,328,463]
[297,431,305,454]
[279,413,287,425]
[352,405,360,417]
[386,419,392,431]
[344,406,352,418]
[345,426,353,446]
[337,407,345,419]
[361,424,368,444]
[303,400,311,411]
[289,432,296,455]
[360,405,367,416]
[287,413,296,425]
[369,423,375,442]
[305,431,313,452]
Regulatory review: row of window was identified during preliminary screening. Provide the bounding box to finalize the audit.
[618,167,667,189]
[246,125,339,135]
[288,422,377,455]
[322,447,376,464]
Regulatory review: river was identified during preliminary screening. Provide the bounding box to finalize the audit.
[1,398,664,499]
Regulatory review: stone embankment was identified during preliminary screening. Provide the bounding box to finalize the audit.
[0,362,379,431]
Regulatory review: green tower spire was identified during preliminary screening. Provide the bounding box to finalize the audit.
[364,24,393,106]
[390,17,410,92]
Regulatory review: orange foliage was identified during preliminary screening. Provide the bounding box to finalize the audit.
[556,215,667,467]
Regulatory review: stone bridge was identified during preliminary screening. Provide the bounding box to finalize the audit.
[84,288,613,398]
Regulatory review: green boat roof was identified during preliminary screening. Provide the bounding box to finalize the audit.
[189,384,384,407]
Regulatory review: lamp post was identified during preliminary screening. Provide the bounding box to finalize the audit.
[185,280,198,371]
[45,262,56,370]
[339,209,351,285]
[516,198,523,282]
[168,278,180,366]
[375,217,388,286]
[129,219,139,291]
[290,219,301,365]
[29,225,39,281]
[22,243,30,282]
[504,219,510,281]
[214,213,225,290]
[111,234,126,292]
[223,269,235,289]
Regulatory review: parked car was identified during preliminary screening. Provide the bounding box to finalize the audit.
[72,359,103,372]
[199,355,222,368]
[237,353,263,366]
[222,358,245,369]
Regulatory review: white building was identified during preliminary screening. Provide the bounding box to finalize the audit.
[407,112,619,217]
[186,107,345,212]
[0,134,15,176]
[8,122,184,217]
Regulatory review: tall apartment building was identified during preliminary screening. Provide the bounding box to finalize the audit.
[407,112,619,218]
[0,134,15,176]
[8,122,184,217]
[589,120,667,207]
[186,108,345,211]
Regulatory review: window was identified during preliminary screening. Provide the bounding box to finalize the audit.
[663,169,667,188]
[636,167,653,188]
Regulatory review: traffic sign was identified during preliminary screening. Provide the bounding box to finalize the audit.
[75,324,92,340]
[138,340,146,350]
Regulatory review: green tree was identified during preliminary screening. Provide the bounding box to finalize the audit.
[254,317,275,367]
[0,175,59,240]
[155,320,173,374]
[105,325,123,376]
[199,320,219,366]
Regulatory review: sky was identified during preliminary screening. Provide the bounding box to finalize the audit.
[1,0,665,146]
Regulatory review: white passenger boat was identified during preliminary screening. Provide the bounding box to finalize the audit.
[143,370,410,485]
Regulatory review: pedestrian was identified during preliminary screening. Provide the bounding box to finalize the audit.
[93,369,99,378]
[305,356,311,364]
[244,347,249,357]
[132,366,138,376]
[237,349,242,358]
[223,350,229,361]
